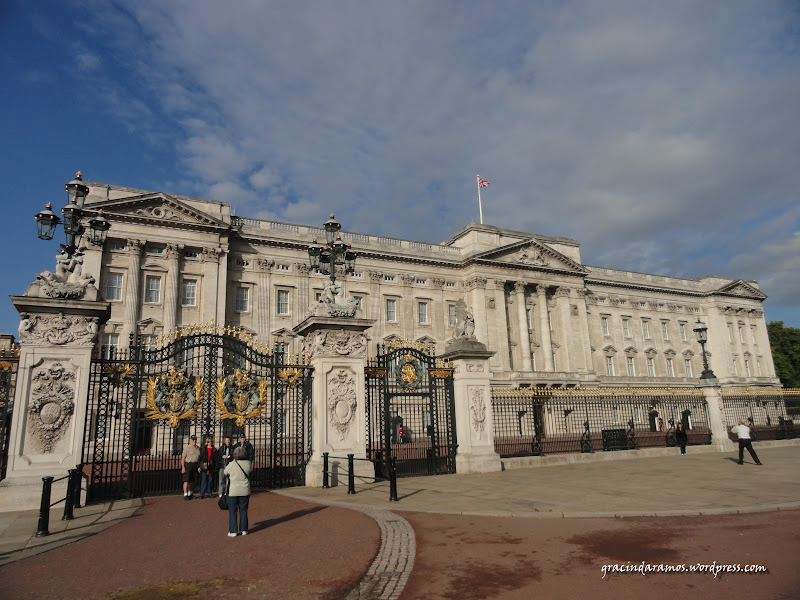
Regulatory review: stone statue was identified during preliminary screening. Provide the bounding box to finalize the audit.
[307,279,358,318]
[26,248,97,300]
[454,299,476,338]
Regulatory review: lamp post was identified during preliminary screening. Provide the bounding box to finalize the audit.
[692,319,716,380]
[34,172,110,259]
[307,214,356,290]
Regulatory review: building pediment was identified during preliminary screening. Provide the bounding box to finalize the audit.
[88,193,230,231]
[714,280,767,300]
[470,239,588,276]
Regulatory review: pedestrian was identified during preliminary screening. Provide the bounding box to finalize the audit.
[675,422,688,455]
[233,432,255,462]
[224,446,252,536]
[731,419,763,465]
[198,437,219,499]
[181,435,200,500]
[218,436,233,497]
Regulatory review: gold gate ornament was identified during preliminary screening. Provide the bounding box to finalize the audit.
[216,369,266,427]
[145,366,204,428]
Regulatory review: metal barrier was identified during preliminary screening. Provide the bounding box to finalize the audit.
[322,452,398,502]
[35,467,82,537]
[720,388,798,440]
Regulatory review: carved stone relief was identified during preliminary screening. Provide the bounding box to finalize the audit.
[469,386,487,436]
[27,361,75,453]
[302,329,367,359]
[18,313,99,346]
[133,204,187,221]
[515,245,548,266]
[466,363,485,372]
[327,368,357,441]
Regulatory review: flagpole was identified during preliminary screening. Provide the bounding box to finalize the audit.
[476,174,483,224]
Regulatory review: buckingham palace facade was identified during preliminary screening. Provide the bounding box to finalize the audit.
[77,181,778,389]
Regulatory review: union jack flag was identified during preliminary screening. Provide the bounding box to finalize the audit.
[478,178,490,188]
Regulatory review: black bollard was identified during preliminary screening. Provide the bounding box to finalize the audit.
[36,476,53,537]
[389,456,399,502]
[347,454,355,495]
[72,465,82,509]
[322,452,329,489]
[62,469,77,520]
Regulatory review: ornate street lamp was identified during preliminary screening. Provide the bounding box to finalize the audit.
[34,172,110,258]
[693,319,716,380]
[308,214,356,287]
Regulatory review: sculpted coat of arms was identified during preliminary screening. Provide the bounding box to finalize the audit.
[216,369,266,427]
[145,366,204,428]
[396,353,422,391]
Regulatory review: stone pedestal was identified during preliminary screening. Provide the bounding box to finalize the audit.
[443,337,502,474]
[699,380,736,451]
[1,295,110,510]
[293,316,375,487]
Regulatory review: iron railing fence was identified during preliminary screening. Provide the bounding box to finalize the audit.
[720,388,798,440]
[491,387,711,457]
[0,346,20,481]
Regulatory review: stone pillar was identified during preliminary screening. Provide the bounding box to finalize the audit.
[554,287,573,372]
[492,280,511,371]
[699,381,736,451]
[162,243,181,333]
[575,288,594,373]
[1,289,111,510]
[443,338,501,474]
[255,258,274,340]
[368,270,383,351]
[466,276,489,345]
[513,282,532,372]
[121,239,142,346]
[400,274,415,339]
[535,284,555,371]
[293,316,375,487]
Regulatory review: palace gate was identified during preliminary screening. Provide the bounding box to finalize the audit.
[365,343,457,477]
[83,329,312,501]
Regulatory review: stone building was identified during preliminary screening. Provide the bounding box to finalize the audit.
[79,181,778,389]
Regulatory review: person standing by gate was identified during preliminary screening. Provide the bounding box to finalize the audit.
[199,437,219,499]
[224,446,252,536]
[181,435,200,500]
[218,436,233,497]
[675,423,688,455]
[731,419,763,465]
[233,433,255,463]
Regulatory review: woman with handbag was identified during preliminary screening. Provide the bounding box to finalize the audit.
[199,437,219,499]
[223,446,252,536]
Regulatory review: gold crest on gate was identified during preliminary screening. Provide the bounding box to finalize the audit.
[397,353,421,391]
[216,369,266,427]
[145,366,203,428]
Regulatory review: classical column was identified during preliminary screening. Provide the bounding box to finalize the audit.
[368,270,383,350]
[431,278,446,351]
[575,288,594,373]
[535,284,554,371]
[466,276,489,345]
[122,239,143,346]
[513,282,533,372]
[295,262,312,320]
[400,274,415,339]
[255,258,274,340]
[554,287,572,372]
[492,280,511,371]
[202,246,226,326]
[162,243,181,333]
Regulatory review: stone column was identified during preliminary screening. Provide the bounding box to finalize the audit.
[400,274,415,339]
[575,288,594,373]
[255,258,274,341]
[699,381,736,451]
[465,276,489,345]
[162,243,181,333]
[493,280,511,371]
[368,271,383,351]
[431,278,446,352]
[443,338,501,474]
[554,287,573,372]
[202,247,227,326]
[513,282,532,372]
[293,316,375,487]
[121,239,142,346]
[535,284,554,371]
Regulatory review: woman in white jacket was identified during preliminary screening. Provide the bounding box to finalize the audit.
[224,446,252,536]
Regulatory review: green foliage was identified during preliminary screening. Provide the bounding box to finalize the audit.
[767,321,800,388]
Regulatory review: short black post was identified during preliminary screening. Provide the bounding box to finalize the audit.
[389,456,399,502]
[36,476,53,537]
[347,454,355,495]
[72,464,83,509]
[322,452,330,488]
[62,469,77,520]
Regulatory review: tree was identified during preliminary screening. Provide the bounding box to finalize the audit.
[767,321,800,388]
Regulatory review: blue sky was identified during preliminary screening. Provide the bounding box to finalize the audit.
[1,0,799,337]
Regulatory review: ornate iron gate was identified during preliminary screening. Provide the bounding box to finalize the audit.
[0,347,20,481]
[365,344,456,478]
[83,330,312,501]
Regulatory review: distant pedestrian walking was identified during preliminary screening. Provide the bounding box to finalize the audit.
[224,446,252,536]
[675,423,688,455]
[731,419,762,465]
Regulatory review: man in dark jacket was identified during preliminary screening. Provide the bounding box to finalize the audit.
[233,433,255,463]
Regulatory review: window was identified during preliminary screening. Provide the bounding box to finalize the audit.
[235,286,249,312]
[756,360,762,376]
[666,357,674,377]
[448,305,457,326]
[181,280,197,306]
[446,282,456,288]
[314,291,322,302]
[386,298,397,322]
[744,359,751,377]
[416,278,426,285]
[601,317,609,336]
[622,319,630,337]
[101,333,119,360]
[184,251,199,258]
[351,272,363,278]
[108,242,125,250]
[739,326,745,344]
[235,258,250,267]
[684,359,693,378]
[277,290,289,315]
[661,322,669,340]
[642,320,650,338]
[627,357,635,376]
[732,358,739,376]
[140,334,157,349]
[647,358,655,377]
[276,264,289,271]
[384,275,395,282]
[105,273,123,301]
[606,356,614,376]
[417,302,428,324]
[146,246,163,254]
[144,275,161,303]
[679,323,687,341]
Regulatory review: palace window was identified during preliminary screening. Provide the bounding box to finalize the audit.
[416,278,426,285]
[622,318,631,338]
[351,272,363,278]
[140,334,157,349]
[679,323,687,341]
[666,357,674,377]
[739,326,745,344]
[744,359,751,377]
[661,321,669,340]
[446,282,456,288]
[386,298,397,322]
[627,357,635,376]
[101,333,119,360]
[647,357,655,377]
[181,280,197,306]
[105,273,123,301]
[606,356,614,376]
[448,304,457,326]
[684,359,693,378]
[108,242,125,251]
[601,316,610,336]
[384,275,395,282]
[144,275,161,303]
[276,264,289,271]
[277,290,290,315]
[146,246,163,254]
[642,320,651,339]
[417,302,428,324]
[732,358,739,376]
[235,286,249,312]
